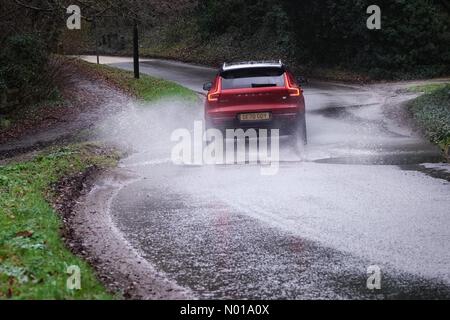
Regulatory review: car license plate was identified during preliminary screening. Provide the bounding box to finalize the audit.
[239,112,271,122]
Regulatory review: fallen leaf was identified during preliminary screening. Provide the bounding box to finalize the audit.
[7,277,14,298]
[15,230,34,238]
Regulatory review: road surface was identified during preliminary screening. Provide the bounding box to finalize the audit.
[80,56,450,299]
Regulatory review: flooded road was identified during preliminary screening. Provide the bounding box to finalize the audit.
[80,56,450,299]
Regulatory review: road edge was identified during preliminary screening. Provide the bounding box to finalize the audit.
[68,167,194,299]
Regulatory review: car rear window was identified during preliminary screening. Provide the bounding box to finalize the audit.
[220,67,285,90]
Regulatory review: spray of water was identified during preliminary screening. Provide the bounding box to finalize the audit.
[94,95,305,170]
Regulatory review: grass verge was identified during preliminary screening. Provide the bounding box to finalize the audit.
[409,83,450,95]
[0,143,120,299]
[408,83,450,159]
[73,58,198,102]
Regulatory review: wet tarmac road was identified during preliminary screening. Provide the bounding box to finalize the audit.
[81,56,450,299]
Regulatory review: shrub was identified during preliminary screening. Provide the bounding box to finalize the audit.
[193,0,450,79]
[0,34,59,112]
[409,85,450,153]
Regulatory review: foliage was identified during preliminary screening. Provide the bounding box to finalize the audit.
[3,0,450,80]
[0,34,47,88]
[138,0,450,80]
[76,60,197,102]
[0,143,119,299]
[0,34,61,112]
[409,84,450,154]
[195,0,294,59]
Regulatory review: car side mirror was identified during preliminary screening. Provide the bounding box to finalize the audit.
[297,76,308,84]
[203,82,213,91]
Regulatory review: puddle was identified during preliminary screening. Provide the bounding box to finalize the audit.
[400,164,450,182]
[314,153,444,166]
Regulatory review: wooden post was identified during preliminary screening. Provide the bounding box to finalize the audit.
[93,15,100,64]
[133,20,139,79]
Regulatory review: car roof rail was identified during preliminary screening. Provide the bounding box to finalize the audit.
[223,60,283,69]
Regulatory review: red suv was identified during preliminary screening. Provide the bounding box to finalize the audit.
[203,61,307,144]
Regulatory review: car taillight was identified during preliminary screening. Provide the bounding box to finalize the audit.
[208,77,222,102]
[288,87,300,96]
[208,92,220,102]
[285,74,301,97]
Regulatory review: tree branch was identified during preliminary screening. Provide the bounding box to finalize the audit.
[13,0,55,12]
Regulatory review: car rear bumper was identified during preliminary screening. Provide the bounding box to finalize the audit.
[205,112,300,132]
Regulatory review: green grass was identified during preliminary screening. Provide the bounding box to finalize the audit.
[408,83,450,94]
[77,60,197,103]
[0,118,11,130]
[0,143,120,299]
[409,84,450,158]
